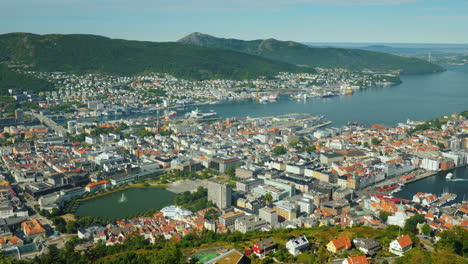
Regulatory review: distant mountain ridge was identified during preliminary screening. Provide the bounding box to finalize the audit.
[178,33,444,74]
[0,32,314,80]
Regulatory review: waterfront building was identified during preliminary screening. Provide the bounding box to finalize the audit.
[160,206,192,219]
[85,180,110,192]
[207,180,232,209]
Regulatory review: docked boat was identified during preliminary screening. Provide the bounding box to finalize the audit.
[159,111,178,119]
[446,173,454,180]
[186,109,217,119]
[268,95,278,101]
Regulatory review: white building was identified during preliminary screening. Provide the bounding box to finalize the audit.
[286,235,310,256]
[389,235,413,256]
[386,211,408,227]
[160,206,192,219]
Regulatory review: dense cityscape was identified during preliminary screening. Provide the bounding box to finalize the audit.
[1,0,468,263]
[0,66,466,263]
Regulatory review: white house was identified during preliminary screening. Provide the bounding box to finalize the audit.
[386,211,408,227]
[286,235,310,256]
[389,235,413,256]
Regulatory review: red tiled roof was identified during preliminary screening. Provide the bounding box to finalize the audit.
[331,236,351,250]
[346,255,369,264]
[397,235,412,248]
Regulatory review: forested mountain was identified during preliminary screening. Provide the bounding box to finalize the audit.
[0,33,314,80]
[178,33,444,74]
[0,64,53,95]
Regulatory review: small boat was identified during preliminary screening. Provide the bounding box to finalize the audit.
[446,173,453,180]
[167,111,178,117]
[186,109,217,119]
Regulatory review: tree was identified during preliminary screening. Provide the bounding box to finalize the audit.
[66,221,79,233]
[225,166,235,178]
[421,223,431,235]
[264,193,273,205]
[204,209,219,221]
[404,214,426,234]
[371,138,382,145]
[379,211,389,223]
[153,243,184,264]
[273,145,287,156]
[436,226,468,257]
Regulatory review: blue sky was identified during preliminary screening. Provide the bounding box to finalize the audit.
[1,0,467,43]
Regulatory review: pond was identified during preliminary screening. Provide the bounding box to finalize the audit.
[75,188,175,220]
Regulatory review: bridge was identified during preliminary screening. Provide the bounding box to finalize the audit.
[26,111,68,136]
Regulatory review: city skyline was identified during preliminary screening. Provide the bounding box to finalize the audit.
[1,0,468,44]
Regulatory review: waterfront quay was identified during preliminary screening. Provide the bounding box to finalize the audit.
[403,171,437,184]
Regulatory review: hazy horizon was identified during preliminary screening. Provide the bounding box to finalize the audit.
[1,0,468,44]
[2,31,468,46]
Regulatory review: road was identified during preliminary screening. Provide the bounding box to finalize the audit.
[26,111,68,136]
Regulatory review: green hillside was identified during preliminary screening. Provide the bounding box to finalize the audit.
[0,33,314,80]
[178,33,445,74]
[0,64,53,95]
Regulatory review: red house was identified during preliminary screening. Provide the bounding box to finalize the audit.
[252,237,277,257]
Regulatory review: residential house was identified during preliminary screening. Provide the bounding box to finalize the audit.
[252,237,277,258]
[352,238,381,256]
[342,255,369,264]
[326,236,352,254]
[286,235,310,256]
[389,235,413,256]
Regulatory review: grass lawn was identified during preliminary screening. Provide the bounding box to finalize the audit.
[193,251,219,263]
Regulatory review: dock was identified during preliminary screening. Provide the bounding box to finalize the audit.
[433,193,457,207]
[404,171,437,184]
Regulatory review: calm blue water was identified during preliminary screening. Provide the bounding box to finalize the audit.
[88,64,468,127]
[192,64,468,126]
[395,166,468,204]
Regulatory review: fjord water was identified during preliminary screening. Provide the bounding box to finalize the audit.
[193,64,468,126]
[90,64,468,126]
[75,188,175,220]
[395,166,468,204]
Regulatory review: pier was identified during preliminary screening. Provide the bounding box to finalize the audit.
[404,171,437,184]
